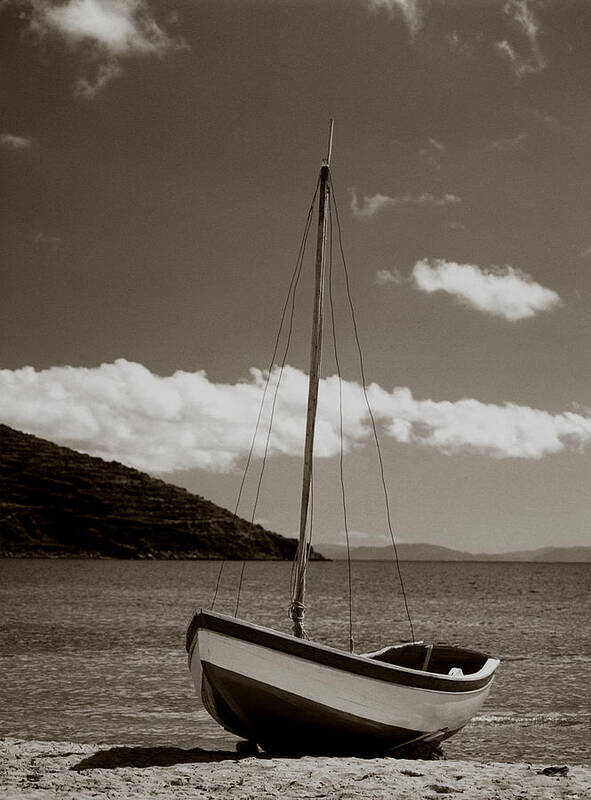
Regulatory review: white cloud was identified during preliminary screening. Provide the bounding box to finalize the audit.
[0,133,32,150]
[368,0,424,37]
[29,0,186,97]
[375,268,405,286]
[412,259,561,321]
[419,138,445,170]
[368,386,591,460]
[351,192,393,218]
[74,59,122,98]
[496,0,546,78]
[351,190,460,218]
[1,360,590,473]
[38,0,177,55]
[446,30,473,55]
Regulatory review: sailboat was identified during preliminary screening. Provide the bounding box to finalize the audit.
[186,122,499,756]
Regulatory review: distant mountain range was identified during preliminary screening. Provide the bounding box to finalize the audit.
[315,542,591,562]
[0,424,324,560]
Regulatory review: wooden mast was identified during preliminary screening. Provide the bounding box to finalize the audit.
[291,120,334,638]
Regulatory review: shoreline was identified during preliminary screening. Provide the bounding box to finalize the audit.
[2,738,589,799]
[2,554,590,562]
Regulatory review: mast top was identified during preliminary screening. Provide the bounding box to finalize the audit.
[323,119,334,167]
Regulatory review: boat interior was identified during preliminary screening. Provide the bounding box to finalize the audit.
[365,642,489,676]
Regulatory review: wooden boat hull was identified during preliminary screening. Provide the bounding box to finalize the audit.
[187,610,499,755]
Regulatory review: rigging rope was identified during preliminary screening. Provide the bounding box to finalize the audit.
[216,176,320,616]
[233,176,320,522]
[327,191,355,653]
[328,173,416,644]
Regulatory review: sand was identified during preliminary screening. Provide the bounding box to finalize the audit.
[1,738,589,800]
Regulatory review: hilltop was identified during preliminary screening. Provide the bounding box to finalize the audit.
[0,424,319,560]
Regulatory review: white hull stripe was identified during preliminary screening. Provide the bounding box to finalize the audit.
[187,609,498,692]
[194,628,495,733]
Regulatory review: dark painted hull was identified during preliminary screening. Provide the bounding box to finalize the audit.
[201,661,459,755]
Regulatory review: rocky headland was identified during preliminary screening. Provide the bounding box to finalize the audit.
[0,424,319,560]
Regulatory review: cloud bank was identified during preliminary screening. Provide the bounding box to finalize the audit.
[351,190,460,218]
[412,259,561,321]
[29,0,186,97]
[1,360,589,474]
[0,361,367,473]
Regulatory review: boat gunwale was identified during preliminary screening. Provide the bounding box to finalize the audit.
[188,608,499,693]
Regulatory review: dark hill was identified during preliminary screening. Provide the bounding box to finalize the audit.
[0,424,317,560]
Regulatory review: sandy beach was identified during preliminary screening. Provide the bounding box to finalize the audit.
[1,738,589,800]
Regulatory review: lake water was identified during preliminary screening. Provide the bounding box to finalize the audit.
[1,559,589,764]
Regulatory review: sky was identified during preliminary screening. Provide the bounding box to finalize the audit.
[2,0,591,554]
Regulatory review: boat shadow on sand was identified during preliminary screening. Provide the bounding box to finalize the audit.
[71,745,252,770]
[71,740,444,770]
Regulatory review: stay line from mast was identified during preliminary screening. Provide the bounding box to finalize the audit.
[210,175,321,614]
[327,189,355,654]
[328,173,416,644]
